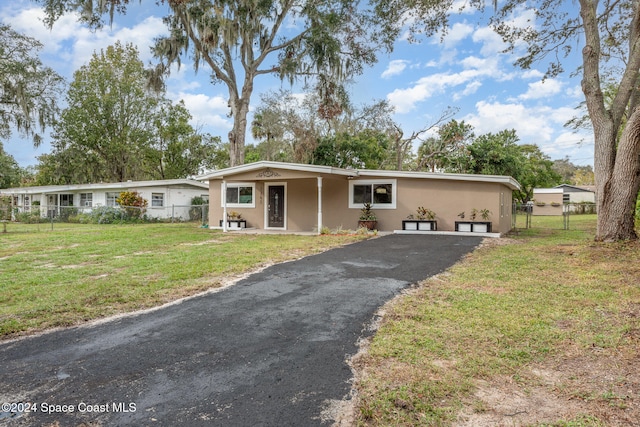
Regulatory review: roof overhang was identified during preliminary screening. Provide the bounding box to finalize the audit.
[197,161,358,180]
[534,188,563,194]
[197,161,521,190]
[0,179,208,195]
[356,169,521,191]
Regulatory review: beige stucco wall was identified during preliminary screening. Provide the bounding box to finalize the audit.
[209,169,515,234]
[532,192,564,216]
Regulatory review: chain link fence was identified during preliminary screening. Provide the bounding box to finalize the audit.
[512,202,597,231]
[0,204,209,231]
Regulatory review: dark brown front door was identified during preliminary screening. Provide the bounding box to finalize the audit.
[267,185,285,228]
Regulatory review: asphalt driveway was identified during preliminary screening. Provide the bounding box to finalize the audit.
[0,234,482,426]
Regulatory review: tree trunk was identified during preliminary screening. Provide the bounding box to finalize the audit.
[580,0,640,241]
[595,107,640,242]
[227,80,253,167]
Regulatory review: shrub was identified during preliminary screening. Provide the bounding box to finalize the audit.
[92,206,124,224]
[189,196,207,222]
[15,209,44,223]
[58,207,78,222]
[116,191,147,220]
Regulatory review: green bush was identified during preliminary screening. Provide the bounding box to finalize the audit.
[15,209,44,223]
[58,207,78,222]
[189,196,207,222]
[116,191,148,220]
[92,206,124,224]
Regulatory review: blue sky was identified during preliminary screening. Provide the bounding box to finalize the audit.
[1,0,594,169]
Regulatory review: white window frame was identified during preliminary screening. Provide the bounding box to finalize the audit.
[220,182,255,208]
[80,193,93,207]
[151,193,165,208]
[348,179,397,209]
[106,192,120,207]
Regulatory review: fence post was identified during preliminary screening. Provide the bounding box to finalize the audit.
[172,205,175,223]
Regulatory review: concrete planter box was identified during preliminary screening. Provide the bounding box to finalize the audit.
[455,221,492,233]
[219,219,247,229]
[402,220,437,231]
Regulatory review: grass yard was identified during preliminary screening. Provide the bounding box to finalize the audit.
[0,223,367,338]
[353,215,640,426]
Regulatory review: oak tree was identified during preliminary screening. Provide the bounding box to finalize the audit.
[47,42,212,184]
[38,0,385,167]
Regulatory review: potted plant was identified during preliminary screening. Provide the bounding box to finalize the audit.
[402,206,437,231]
[357,203,377,231]
[219,211,247,229]
[455,208,492,233]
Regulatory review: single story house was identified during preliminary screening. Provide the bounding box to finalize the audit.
[532,184,596,215]
[1,179,209,220]
[555,184,596,203]
[197,161,520,235]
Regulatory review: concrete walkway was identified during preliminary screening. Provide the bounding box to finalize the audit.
[0,234,482,426]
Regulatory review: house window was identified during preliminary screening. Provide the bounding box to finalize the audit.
[563,193,570,204]
[221,183,255,208]
[80,193,93,207]
[60,194,74,207]
[349,180,396,209]
[106,192,120,207]
[152,193,164,207]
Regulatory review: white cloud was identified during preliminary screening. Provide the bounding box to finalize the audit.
[464,100,556,142]
[518,79,563,100]
[381,60,410,79]
[453,81,482,100]
[387,55,504,113]
[449,0,478,15]
[176,93,231,131]
[2,6,167,76]
[521,69,544,80]
[566,84,584,99]
[541,131,594,163]
[442,22,474,48]
[460,100,593,163]
[472,26,506,57]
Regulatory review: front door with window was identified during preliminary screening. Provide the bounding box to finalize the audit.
[47,194,58,218]
[266,184,285,228]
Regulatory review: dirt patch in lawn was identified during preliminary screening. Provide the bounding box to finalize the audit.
[455,346,640,426]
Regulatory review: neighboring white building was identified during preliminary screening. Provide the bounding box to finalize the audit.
[1,179,209,220]
[554,184,596,204]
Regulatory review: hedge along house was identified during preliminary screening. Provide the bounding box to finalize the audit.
[198,161,520,235]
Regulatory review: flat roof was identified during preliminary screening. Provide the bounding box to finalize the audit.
[198,161,521,190]
[1,179,208,194]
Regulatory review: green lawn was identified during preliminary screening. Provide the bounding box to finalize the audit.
[0,223,366,338]
[354,215,640,426]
